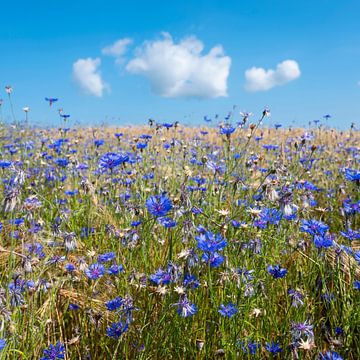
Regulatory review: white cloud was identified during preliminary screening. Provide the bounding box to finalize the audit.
[244,60,300,92]
[126,33,231,98]
[102,38,133,64]
[72,57,108,97]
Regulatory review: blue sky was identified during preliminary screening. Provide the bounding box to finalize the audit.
[0,0,359,128]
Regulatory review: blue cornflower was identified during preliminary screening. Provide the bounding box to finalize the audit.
[157,217,177,228]
[139,134,152,140]
[335,327,344,336]
[9,218,24,226]
[340,229,360,241]
[183,273,200,290]
[353,280,360,290]
[94,139,105,148]
[318,351,343,360]
[219,124,236,136]
[174,296,197,317]
[105,297,123,311]
[68,303,79,311]
[162,123,173,129]
[196,231,227,253]
[344,168,360,182]
[300,219,329,237]
[64,190,78,196]
[267,265,287,279]
[218,302,238,318]
[76,163,88,170]
[107,262,124,275]
[354,251,360,265]
[130,220,142,227]
[0,160,12,168]
[65,263,76,272]
[254,208,282,228]
[287,289,304,308]
[54,158,69,168]
[84,263,105,280]
[207,161,226,175]
[343,199,360,215]
[97,252,116,263]
[136,142,148,150]
[265,341,282,354]
[149,268,171,285]
[313,234,333,248]
[45,96,58,105]
[239,339,260,355]
[40,341,65,360]
[106,321,129,339]
[99,152,129,170]
[291,321,314,342]
[0,339,6,351]
[146,194,173,217]
[202,252,224,268]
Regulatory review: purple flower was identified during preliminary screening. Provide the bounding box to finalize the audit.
[218,302,238,318]
[219,124,236,136]
[291,321,314,342]
[99,152,129,170]
[239,339,260,355]
[265,341,282,354]
[157,217,177,228]
[45,97,58,106]
[146,194,173,217]
[106,321,129,339]
[0,339,6,351]
[313,235,333,248]
[318,351,343,360]
[162,123,173,129]
[174,296,197,317]
[268,265,287,279]
[149,268,172,285]
[196,231,227,253]
[85,263,105,280]
[105,297,123,311]
[340,229,360,241]
[107,262,124,275]
[202,252,224,268]
[300,219,329,237]
[55,158,69,168]
[0,161,12,168]
[344,168,360,182]
[65,263,76,272]
[94,139,105,148]
[183,273,200,290]
[287,289,304,308]
[97,252,116,263]
[40,341,65,360]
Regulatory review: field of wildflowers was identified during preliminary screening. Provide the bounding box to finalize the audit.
[0,105,359,359]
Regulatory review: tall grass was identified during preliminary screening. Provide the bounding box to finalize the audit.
[0,120,358,359]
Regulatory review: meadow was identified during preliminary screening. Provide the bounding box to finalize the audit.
[0,114,359,359]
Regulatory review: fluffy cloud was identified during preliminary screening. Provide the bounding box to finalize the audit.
[102,38,132,64]
[244,60,300,92]
[126,33,231,98]
[72,57,107,97]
